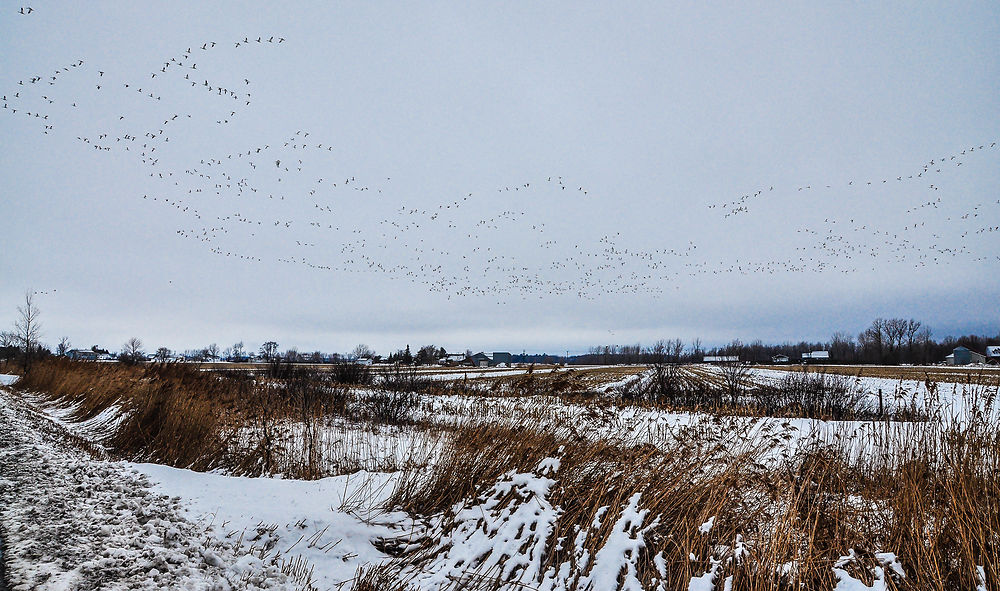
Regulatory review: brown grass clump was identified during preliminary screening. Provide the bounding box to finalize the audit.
[15,358,241,470]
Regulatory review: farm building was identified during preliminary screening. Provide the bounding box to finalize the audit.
[945,346,987,366]
[492,352,513,367]
[464,352,513,367]
[771,354,790,364]
[466,352,492,367]
[66,349,98,361]
[987,346,1000,361]
[801,351,830,363]
[703,355,739,363]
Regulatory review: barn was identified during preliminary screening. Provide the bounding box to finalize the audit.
[945,346,987,366]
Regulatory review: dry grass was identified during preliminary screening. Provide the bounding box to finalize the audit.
[382,387,1000,589]
[11,358,1000,589]
[15,358,240,470]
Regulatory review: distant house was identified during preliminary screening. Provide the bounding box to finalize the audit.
[439,353,467,366]
[66,349,98,361]
[801,351,830,363]
[703,355,739,363]
[945,346,987,366]
[771,354,790,364]
[987,346,1000,362]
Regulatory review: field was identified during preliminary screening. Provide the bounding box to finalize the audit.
[759,364,1000,386]
[1,360,998,590]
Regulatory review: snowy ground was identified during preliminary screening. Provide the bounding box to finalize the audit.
[0,380,412,591]
[132,465,418,590]
[3,367,994,590]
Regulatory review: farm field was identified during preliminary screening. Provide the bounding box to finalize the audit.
[1,360,998,590]
[757,363,1000,385]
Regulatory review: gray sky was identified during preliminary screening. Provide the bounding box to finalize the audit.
[2,2,999,356]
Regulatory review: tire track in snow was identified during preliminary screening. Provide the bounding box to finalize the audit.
[0,386,298,591]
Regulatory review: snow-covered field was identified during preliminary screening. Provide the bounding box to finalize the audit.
[2,366,996,590]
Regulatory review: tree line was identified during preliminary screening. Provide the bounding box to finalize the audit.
[3,291,996,373]
[574,318,997,365]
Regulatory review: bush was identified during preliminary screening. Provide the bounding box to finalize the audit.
[379,364,436,393]
[753,372,875,419]
[359,388,419,425]
[331,362,374,385]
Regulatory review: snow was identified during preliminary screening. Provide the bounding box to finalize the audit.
[5,366,988,589]
[0,374,18,386]
[132,463,417,589]
[405,463,660,591]
[832,550,905,591]
[0,388,299,590]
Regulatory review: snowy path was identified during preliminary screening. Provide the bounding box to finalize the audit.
[0,387,298,591]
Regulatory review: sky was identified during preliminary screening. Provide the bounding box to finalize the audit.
[2,2,999,356]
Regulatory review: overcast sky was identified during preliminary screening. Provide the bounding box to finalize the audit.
[2,2,999,356]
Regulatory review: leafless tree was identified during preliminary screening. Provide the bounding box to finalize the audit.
[859,318,886,362]
[829,331,855,362]
[120,337,145,365]
[231,341,245,361]
[205,343,220,361]
[689,338,703,362]
[259,341,278,362]
[57,336,71,357]
[14,291,42,373]
[154,347,171,362]
[0,330,17,364]
[351,343,374,361]
[885,318,908,359]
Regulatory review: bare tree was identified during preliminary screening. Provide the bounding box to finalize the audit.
[205,343,220,361]
[259,341,278,362]
[351,343,374,361]
[859,318,886,362]
[14,291,42,373]
[57,336,71,357]
[0,331,15,348]
[884,318,908,361]
[689,338,703,362]
[231,341,245,361]
[154,347,172,362]
[829,331,855,362]
[904,319,923,362]
[120,337,145,365]
[0,331,17,364]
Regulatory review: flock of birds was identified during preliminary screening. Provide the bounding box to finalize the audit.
[4,13,999,304]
